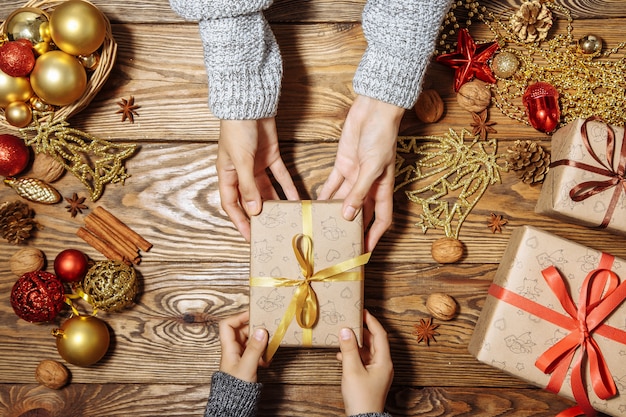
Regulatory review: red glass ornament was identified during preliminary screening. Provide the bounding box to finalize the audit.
[522,82,561,133]
[54,249,89,282]
[11,271,65,323]
[0,133,31,177]
[0,40,36,77]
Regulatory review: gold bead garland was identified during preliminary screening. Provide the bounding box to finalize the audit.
[482,1,626,128]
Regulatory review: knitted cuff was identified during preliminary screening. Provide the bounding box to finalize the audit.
[199,12,282,119]
[169,0,273,20]
[204,372,262,417]
[350,413,393,417]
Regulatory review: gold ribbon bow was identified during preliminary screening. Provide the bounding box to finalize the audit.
[250,201,371,362]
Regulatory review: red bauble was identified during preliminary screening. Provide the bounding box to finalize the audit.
[11,271,66,323]
[0,134,31,177]
[54,249,89,282]
[0,40,36,77]
[522,82,561,133]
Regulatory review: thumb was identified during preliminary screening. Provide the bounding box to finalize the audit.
[240,328,268,369]
[339,328,364,374]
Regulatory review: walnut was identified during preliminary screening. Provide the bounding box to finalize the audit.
[29,153,65,183]
[414,89,444,123]
[426,293,458,321]
[431,237,464,264]
[35,360,69,389]
[10,247,45,276]
[457,80,492,113]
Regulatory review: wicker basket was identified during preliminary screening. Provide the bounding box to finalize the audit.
[0,0,117,127]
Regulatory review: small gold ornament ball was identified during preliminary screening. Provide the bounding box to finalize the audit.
[491,51,519,79]
[30,50,87,106]
[578,34,603,55]
[52,315,110,367]
[3,7,50,45]
[0,70,33,108]
[49,0,106,56]
[4,101,32,127]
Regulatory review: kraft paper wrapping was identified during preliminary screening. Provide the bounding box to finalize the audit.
[249,200,366,360]
[535,117,626,236]
[468,225,626,416]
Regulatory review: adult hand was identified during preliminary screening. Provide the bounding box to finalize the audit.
[318,95,404,252]
[217,118,299,241]
[218,311,269,383]
[337,309,394,415]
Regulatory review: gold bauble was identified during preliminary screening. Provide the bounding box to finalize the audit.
[52,315,110,367]
[578,34,603,55]
[3,8,50,45]
[0,69,33,108]
[4,101,32,127]
[30,50,87,106]
[491,51,520,79]
[49,0,106,56]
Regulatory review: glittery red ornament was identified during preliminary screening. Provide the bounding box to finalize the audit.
[11,271,66,323]
[54,249,89,282]
[435,28,499,91]
[0,133,31,177]
[522,82,561,133]
[0,40,36,77]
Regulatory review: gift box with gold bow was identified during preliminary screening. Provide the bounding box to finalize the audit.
[535,116,626,236]
[468,225,626,417]
[249,200,370,362]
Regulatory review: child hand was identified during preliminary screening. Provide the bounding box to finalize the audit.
[337,309,394,415]
[218,311,269,383]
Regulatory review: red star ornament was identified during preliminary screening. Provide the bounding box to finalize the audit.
[436,28,499,91]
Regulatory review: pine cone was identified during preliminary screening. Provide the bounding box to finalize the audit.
[0,201,40,244]
[505,140,551,184]
[510,1,553,43]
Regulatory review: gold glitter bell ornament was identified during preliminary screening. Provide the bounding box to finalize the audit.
[52,315,110,367]
[49,0,107,56]
[30,50,87,106]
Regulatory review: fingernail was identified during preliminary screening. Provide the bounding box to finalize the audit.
[340,328,352,340]
[246,201,258,214]
[253,328,266,341]
[343,205,357,220]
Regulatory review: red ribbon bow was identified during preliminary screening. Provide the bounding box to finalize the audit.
[550,116,626,228]
[536,253,626,416]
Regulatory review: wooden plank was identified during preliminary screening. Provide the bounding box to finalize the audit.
[0,384,585,417]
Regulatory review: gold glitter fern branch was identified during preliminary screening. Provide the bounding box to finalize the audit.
[395,129,507,239]
[20,112,137,201]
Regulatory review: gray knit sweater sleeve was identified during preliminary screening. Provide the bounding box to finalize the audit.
[204,371,262,417]
[169,0,282,119]
[354,0,453,109]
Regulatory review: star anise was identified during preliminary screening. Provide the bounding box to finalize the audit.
[487,212,507,233]
[116,96,140,123]
[470,110,497,139]
[65,193,88,218]
[414,317,439,346]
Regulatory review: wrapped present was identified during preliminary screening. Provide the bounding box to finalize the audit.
[535,116,626,236]
[468,225,626,417]
[249,200,370,362]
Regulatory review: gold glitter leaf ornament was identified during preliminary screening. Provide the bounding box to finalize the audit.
[4,177,61,204]
[395,129,507,239]
[20,112,137,201]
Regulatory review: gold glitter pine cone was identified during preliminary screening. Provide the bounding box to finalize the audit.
[4,177,62,204]
[510,0,553,43]
[505,140,551,184]
[0,200,39,244]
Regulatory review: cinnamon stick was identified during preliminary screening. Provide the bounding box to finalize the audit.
[76,227,128,264]
[84,214,140,265]
[93,206,152,252]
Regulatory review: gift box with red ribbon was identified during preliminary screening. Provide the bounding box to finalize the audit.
[468,225,626,417]
[535,116,626,236]
[249,200,370,362]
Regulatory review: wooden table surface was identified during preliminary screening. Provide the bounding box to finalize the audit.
[2,1,626,416]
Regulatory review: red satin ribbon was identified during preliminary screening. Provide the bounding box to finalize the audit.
[550,116,626,228]
[488,252,626,417]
